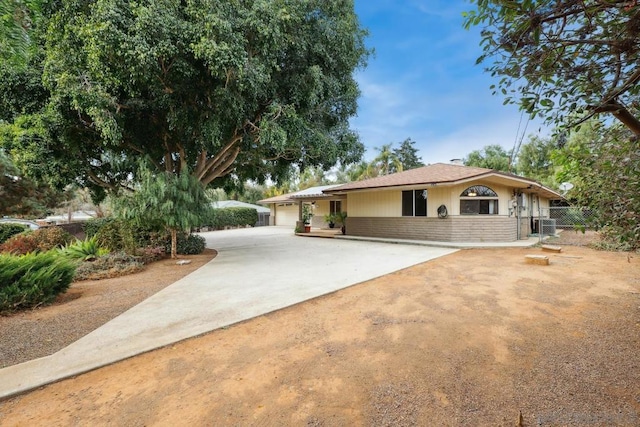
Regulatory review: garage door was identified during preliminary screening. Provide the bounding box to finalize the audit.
[274,203,299,226]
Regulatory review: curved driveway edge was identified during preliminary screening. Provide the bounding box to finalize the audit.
[0,227,457,400]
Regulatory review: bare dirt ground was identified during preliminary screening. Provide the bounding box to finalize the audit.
[1,232,639,426]
[0,249,217,368]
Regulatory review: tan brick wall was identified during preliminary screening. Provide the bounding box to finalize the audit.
[346,216,518,242]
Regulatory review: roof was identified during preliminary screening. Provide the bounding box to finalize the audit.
[212,200,270,213]
[289,184,341,198]
[258,193,296,204]
[258,184,343,204]
[327,163,563,199]
[43,211,97,223]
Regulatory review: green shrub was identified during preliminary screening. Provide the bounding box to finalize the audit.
[60,237,110,261]
[93,219,137,253]
[0,251,76,313]
[74,252,144,281]
[163,233,206,255]
[83,217,115,238]
[0,223,28,244]
[32,227,74,252]
[87,217,163,253]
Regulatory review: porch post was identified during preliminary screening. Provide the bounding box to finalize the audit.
[295,201,305,233]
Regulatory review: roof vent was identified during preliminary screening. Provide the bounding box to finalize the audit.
[450,158,463,165]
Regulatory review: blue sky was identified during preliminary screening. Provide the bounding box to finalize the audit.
[351,0,544,164]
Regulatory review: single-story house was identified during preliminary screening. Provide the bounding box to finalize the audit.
[325,162,563,242]
[258,184,346,228]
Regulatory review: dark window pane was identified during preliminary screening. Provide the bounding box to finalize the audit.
[415,189,427,216]
[461,200,478,214]
[479,200,490,214]
[402,190,413,216]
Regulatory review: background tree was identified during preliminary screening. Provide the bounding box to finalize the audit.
[463,144,511,171]
[37,0,368,198]
[554,121,640,250]
[113,162,210,259]
[346,160,380,181]
[464,1,640,136]
[370,144,403,176]
[0,149,67,217]
[393,138,423,170]
[516,135,558,188]
[297,166,332,190]
[0,0,42,66]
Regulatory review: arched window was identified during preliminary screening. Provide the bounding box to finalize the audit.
[460,185,498,215]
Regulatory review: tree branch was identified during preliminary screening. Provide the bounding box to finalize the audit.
[194,134,242,181]
[593,102,640,136]
[201,146,241,185]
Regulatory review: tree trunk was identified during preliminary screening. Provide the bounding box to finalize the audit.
[171,228,177,259]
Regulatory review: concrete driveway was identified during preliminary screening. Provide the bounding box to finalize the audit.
[0,226,456,399]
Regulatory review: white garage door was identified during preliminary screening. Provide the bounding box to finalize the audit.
[275,204,299,226]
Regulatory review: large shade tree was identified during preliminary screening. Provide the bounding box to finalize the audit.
[37,0,368,196]
[464,1,640,136]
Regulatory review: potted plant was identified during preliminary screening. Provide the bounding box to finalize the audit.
[335,211,347,234]
[324,213,337,229]
[302,204,313,233]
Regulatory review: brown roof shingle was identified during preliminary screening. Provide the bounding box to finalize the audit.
[328,163,494,192]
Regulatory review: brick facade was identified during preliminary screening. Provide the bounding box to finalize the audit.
[346,216,518,242]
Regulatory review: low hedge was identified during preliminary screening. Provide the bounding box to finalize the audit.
[206,207,258,229]
[164,233,206,255]
[0,251,76,313]
[0,223,28,244]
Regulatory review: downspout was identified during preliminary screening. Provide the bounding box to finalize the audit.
[515,192,521,240]
[537,194,542,244]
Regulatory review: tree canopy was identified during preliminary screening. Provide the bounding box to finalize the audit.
[9,0,368,198]
[463,144,511,171]
[554,121,639,249]
[0,0,43,66]
[0,149,67,217]
[464,1,640,136]
[393,138,423,170]
[516,134,558,188]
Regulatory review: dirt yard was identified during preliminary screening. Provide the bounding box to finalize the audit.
[1,234,639,426]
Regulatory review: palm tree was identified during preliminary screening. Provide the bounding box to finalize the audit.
[372,144,403,175]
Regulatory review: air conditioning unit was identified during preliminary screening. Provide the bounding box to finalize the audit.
[540,219,557,236]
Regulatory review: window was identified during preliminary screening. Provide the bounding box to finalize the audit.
[330,200,342,214]
[402,189,427,217]
[460,185,498,215]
